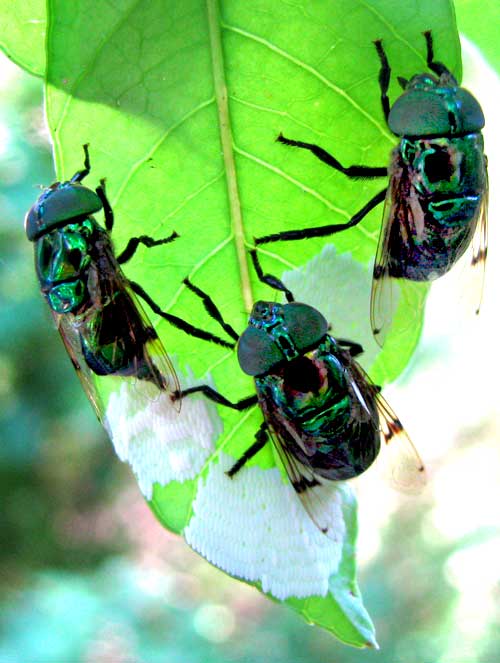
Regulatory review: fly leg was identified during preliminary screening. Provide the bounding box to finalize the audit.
[172,384,267,476]
[95,178,114,232]
[175,384,257,410]
[276,133,387,178]
[336,338,364,358]
[373,39,392,122]
[129,280,236,349]
[423,30,453,78]
[255,187,387,245]
[70,143,91,183]
[182,278,239,342]
[94,178,179,258]
[116,230,179,264]
[227,421,269,477]
[249,248,294,302]
[262,38,391,248]
[167,278,268,475]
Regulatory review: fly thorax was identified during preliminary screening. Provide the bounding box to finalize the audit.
[283,347,343,409]
[282,355,326,395]
[35,221,93,314]
[402,137,462,195]
[402,134,484,228]
[288,349,352,435]
[260,355,327,420]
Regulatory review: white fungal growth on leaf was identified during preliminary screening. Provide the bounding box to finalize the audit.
[105,372,222,500]
[184,452,352,600]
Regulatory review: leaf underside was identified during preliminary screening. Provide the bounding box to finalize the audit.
[3,0,461,647]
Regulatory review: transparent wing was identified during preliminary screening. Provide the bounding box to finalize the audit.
[54,310,107,424]
[375,389,427,494]
[260,342,426,538]
[127,285,182,412]
[470,183,488,316]
[370,171,434,348]
[349,361,427,494]
[265,419,346,542]
[96,248,181,410]
[370,185,406,348]
[52,253,181,443]
[259,350,384,539]
[424,184,488,321]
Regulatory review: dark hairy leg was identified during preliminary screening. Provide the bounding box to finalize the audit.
[255,187,386,245]
[249,248,294,302]
[276,133,387,178]
[129,280,236,349]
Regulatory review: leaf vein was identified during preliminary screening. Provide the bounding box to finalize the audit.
[221,22,393,140]
[50,0,142,166]
[234,146,351,218]
[111,97,217,205]
[230,95,333,137]
[207,0,253,313]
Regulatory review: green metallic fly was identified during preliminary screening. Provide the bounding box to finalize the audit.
[173,250,426,537]
[256,31,488,345]
[26,145,233,433]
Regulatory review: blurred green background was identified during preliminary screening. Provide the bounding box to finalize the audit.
[1,25,500,663]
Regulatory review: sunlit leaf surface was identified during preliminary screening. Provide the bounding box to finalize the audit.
[0,0,45,76]
[2,0,460,646]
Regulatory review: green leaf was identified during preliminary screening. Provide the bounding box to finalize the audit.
[0,0,46,76]
[18,0,461,646]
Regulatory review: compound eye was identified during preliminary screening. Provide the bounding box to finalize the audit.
[283,303,328,352]
[237,326,283,376]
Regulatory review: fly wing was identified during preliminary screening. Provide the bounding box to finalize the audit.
[95,244,181,409]
[470,181,488,316]
[53,309,107,424]
[370,179,408,347]
[260,353,380,540]
[349,360,427,494]
[260,344,426,539]
[438,185,489,320]
[51,243,181,443]
[370,165,432,348]
[264,417,346,541]
[375,389,427,494]
[125,284,182,411]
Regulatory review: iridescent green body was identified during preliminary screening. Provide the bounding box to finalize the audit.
[385,131,487,280]
[35,216,162,381]
[238,301,381,481]
[256,33,488,346]
[179,253,425,536]
[370,52,488,343]
[256,336,380,480]
[25,148,180,428]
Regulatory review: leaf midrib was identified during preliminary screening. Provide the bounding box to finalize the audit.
[207,0,253,313]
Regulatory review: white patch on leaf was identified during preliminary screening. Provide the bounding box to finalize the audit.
[282,244,380,369]
[184,453,352,600]
[105,372,222,500]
